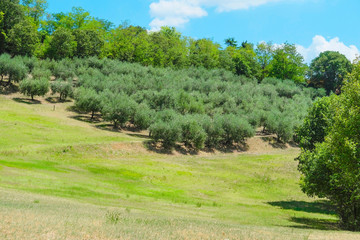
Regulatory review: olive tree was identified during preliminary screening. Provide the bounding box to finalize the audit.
[19,77,49,100]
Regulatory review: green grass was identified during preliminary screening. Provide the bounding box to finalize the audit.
[1,95,360,239]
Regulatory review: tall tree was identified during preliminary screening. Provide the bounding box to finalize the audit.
[21,0,48,25]
[268,43,307,83]
[6,18,39,56]
[46,27,76,59]
[297,76,360,230]
[308,51,352,94]
[256,42,274,80]
[0,0,24,53]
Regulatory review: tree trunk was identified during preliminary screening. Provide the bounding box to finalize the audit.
[31,95,34,101]
[91,111,94,119]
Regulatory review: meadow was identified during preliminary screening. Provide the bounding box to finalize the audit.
[1,93,359,239]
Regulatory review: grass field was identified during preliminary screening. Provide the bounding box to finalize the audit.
[1,94,360,239]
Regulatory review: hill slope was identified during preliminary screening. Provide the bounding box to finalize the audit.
[0,94,358,239]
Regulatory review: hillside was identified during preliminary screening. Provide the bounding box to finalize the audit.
[1,93,359,239]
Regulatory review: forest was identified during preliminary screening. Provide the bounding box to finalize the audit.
[2,0,360,233]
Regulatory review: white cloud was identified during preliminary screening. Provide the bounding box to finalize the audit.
[149,0,286,30]
[149,0,207,31]
[297,35,360,63]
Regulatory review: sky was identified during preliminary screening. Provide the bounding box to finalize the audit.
[46,0,360,63]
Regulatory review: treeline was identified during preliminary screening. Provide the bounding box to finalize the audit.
[0,0,353,93]
[0,55,325,150]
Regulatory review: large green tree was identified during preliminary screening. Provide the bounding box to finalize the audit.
[297,75,360,230]
[46,27,76,59]
[6,19,39,56]
[0,0,24,53]
[308,51,352,94]
[268,43,307,83]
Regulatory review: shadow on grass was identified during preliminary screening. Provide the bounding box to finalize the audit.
[269,200,339,230]
[268,200,336,215]
[144,140,249,155]
[13,97,41,105]
[0,83,18,95]
[45,97,72,104]
[70,115,102,124]
[289,217,339,230]
[260,136,298,149]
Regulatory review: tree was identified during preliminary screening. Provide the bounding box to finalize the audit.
[6,57,28,85]
[6,19,39,56]
[220,114,255,145]
[149,120,182,149]
[50,79,73,101]
[268,43,307,83]
[100,92,137,128]
[308,51,352,94]
[46,27,76,59]
[256,42,274,80]
[73,29,104,58]
[0,0,24,54]
[179,116,207,150]
[225,37,237,48]
[21,0,48,25]
[189,38,221,69]
[74,87,102,119]
[295,96,333,150]
[19,77,49,100]
[297,76,360,230]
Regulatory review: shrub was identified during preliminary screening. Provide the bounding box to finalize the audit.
[19,78,49,100]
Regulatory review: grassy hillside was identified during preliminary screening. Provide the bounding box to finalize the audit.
[0,94,359,239]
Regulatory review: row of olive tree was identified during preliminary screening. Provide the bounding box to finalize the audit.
[4,0,353,89]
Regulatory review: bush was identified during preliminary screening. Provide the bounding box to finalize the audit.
[19,78,49,100]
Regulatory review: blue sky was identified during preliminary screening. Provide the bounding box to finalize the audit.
[46,0,360,62]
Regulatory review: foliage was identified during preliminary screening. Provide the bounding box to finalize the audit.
[149,120,182,149]
[46,27,77,59]
[268,43,307,83]
[308,51,352,94]
[6,18,39,56]
[100,91,137,128]
[295,96,333,150]
[74,87,102,119]
[50,79,73,101]
[19,77,49,100]
[179,116,207,150]
[297,77,360,230]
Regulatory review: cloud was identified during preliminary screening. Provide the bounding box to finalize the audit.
[297,35,360,63]
[149,0,207,31]
[149,0,285,30]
